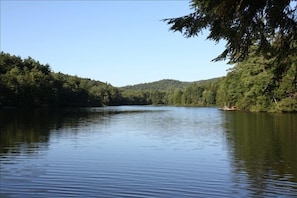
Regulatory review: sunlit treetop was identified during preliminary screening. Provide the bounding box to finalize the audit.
[164,0,297,63]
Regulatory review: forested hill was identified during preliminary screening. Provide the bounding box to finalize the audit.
[1,51,296,112]
[122,78,221,91]
[0,52,221,108]
[0,52,122,107]
[122,79,191,91]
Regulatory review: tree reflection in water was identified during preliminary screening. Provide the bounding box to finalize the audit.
[223,111,297,197]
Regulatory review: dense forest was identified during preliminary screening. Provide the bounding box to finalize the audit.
[217,45,297,112]
[122,79,219,91]
[122,78,220,106]
[0,51,296,112]
[162,0,297,112]
[0,52,221,108]
[0,52,123,107]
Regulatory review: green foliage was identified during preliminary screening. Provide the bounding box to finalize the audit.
[163,0,297,63]
[0,52,124,108]
[120,89,151,105]
[277,97,297,113]
[2,51,295,112]
[121,78,221,106]
[216,45,297,112]
[122,79,191,91]
[163,1,296,112]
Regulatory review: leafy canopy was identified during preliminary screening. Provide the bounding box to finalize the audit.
[163,0,297,63]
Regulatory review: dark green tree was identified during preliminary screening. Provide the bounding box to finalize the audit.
[151,90,167,105]
[216,45,297,112]
[0,52,125,108]
[163,0,297,63]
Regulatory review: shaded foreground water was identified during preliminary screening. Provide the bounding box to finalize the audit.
[0,106,296,197]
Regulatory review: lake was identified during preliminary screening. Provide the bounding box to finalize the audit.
[0,106,296,197]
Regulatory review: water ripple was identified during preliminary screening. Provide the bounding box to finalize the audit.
[1,107,296,197]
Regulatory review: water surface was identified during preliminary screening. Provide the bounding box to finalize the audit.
[0,106,296,197]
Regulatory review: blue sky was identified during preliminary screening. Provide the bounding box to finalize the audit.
[1,1,231,87]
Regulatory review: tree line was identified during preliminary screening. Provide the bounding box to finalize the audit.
[216,45,297,112]
[0,52,221,108]
[124,81,219,107]
[162,0,297,112]
[1,51,296,112]
[0,52,124,107]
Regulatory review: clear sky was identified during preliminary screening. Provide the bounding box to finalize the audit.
[1,0,231,87]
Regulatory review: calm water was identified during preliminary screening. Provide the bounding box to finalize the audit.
[0,106,296,197]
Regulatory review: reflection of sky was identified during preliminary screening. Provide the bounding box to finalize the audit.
[1,107,296,197]
[48,106,227,152]
[43,107,234,196]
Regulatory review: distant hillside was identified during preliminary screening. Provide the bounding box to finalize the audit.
[121,78,222,91]
[193,77,222,85]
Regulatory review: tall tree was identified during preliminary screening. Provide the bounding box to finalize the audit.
[163,0,297,63]
[216,45,297,112]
